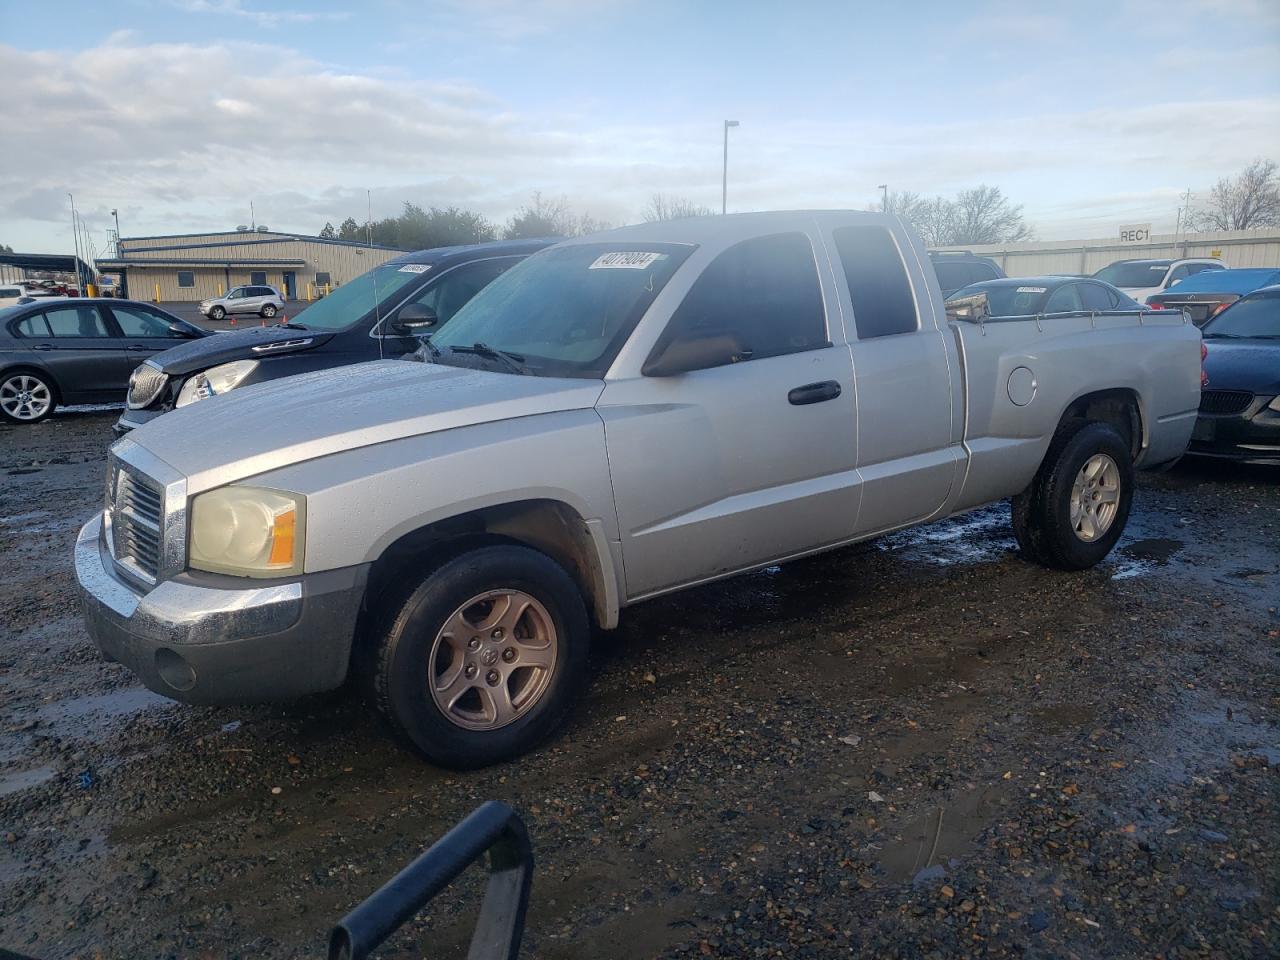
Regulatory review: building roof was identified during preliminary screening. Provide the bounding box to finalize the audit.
[119,230,408,252]
[96,258,308,268]
[0,252,97,275]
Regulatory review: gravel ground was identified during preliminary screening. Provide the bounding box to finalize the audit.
[1,409,1277,959]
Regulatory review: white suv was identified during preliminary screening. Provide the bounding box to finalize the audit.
[1092,258,1225,303]
[200,285,284,320]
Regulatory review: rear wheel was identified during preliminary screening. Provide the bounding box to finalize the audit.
[363,545,590,768]
[1011,419,1134,570]
[0,370,57,424]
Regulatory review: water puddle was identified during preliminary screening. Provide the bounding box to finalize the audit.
[34,687,175,739]
[877,782,1014,882]
[880,505,1015,567]
[0,764,57,798]
[1110,537,1184,580]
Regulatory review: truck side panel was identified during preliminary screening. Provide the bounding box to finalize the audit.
[948,312,1201,513]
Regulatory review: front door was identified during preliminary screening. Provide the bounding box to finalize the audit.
[599,230,861,600]
[282,272,296,300]
[103,302,195,378]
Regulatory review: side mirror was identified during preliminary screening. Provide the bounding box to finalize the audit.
[168,322,199,338]
[392,303,439,335]
[642,333,751,377]
[945,292,990,323]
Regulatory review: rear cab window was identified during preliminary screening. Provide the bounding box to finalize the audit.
[833,226,919,339]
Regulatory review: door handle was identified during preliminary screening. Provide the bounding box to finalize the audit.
[788,380,842,405]
[127,344,150,351]
[33,343,53,351]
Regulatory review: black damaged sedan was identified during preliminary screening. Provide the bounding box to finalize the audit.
[115,238,553,435]
[1192,284,1280,465]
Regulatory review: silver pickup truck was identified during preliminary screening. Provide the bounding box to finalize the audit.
[75,211,1201,767]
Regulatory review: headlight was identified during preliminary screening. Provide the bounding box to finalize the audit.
[176,359,259,407]
[189,487,305,577]
[1267,396,1280,413]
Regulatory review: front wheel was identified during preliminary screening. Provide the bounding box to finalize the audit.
[0,371,57,424]
[1011,419,1134,570]
[209,305,226,320]
[364,545,590,768]
[260,304,277,318]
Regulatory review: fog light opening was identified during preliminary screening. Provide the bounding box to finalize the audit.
[155,647,197,692]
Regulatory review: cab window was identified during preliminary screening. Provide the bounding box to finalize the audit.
[1045,284,1084,313]
[833,225,919,339]
[661,232,828,364]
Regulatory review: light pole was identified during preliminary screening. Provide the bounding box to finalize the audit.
[111,208,121,257]
[68,193,83,292]
[878,184,888,212]
[721,120,739,215]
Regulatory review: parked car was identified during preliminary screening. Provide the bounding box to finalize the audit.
[199,285,285,321]
[946,275,1145,315]
[0,282,65,308]
[75,211,1199,767]
[928,250,1004,297]
[0,299,205,423]
[1189,284,1280,465]
[115,239,554,435]
[1145,267,1280,325]
[1092,257,1224,302]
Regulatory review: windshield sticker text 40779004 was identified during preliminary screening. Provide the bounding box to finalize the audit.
[589,252,666,270]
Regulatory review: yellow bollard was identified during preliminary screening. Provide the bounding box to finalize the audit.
[325,282,331,296]
[218,282,223,296]
[154,282,161,304]
[306,282,313,302]
[86,283,97,298]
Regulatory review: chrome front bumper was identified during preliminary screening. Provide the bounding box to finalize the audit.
[75,513,369,704]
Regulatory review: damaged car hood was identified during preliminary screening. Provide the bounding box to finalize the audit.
[117,360,605,492]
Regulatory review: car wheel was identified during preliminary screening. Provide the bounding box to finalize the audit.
[209,305,226,320]
[0,370,58,424]
[363,544,590,769]
[261,304,277,318]
[1011,419,1134,570]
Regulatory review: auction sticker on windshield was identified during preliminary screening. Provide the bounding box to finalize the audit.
[398,264,431,274]
[1017,286,1047,293]
[589,252,666,270]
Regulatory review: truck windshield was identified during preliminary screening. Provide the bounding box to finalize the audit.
[1203,293,1280,339]
[430,243,695,378]
[1093,261,1170,288]
[290,263,428,331]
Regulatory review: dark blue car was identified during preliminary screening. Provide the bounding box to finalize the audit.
[1192,284,1280,465]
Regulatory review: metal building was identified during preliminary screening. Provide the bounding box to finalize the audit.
[94,230,409,302]
[934,227,1280,278]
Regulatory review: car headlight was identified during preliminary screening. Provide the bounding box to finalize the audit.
[189,486,305,577]
[1268,395,1280,413]
[176,359,259,407]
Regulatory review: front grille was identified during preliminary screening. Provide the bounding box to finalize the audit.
[1199,390,1254,416]
[109,464,164,582]
[127,363,168,409]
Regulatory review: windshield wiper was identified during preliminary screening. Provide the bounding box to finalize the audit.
[276,321,308,330]
[450,342,528,374]
[1203,333,1243,339]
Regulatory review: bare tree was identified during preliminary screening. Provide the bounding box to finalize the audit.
[1189,159,1280,231]
[503,192,577,239]
[643,193,715,222]
[943,186,1033,245]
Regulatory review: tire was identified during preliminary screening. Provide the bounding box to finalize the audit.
[209,305,226,320]
[363,545,590,768]
[0,369,58,424]
[261,304,277,318]
[1011,419,1134,571]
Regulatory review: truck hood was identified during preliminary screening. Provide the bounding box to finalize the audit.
[1203,340,1280,396]
[149,325,337,376]
[122,360,605,493]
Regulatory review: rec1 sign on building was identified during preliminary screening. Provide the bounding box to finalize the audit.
[1118,223,1152,243]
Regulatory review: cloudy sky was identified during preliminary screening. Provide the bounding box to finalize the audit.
[3,0,1279,255]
